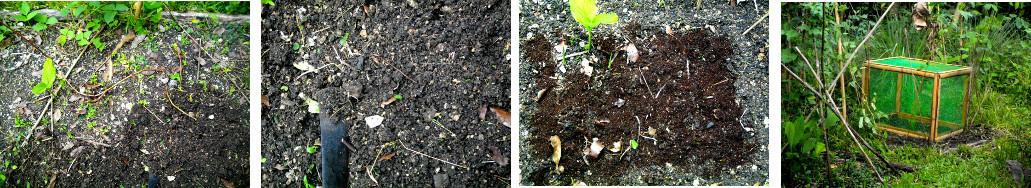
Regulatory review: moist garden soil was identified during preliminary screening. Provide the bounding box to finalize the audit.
[0,11,250,187]
[519,0,769,186]
[260,0,510,187]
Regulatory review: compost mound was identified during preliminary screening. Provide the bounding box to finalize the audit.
[525,29,755,184]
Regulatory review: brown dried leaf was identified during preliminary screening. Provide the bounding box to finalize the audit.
[261,95,270,107]
[377,152,396,162]
[489,107,510,127]
[380,97,397,108]
[478,105,488,121]
[220,178,237,188]
[273,164,288,170]
[489,146,508,166]
[549,136,561,169]
[84,83,101,90]
[213,28,226,35]
[171,65,182,73]
[70,146,85,158]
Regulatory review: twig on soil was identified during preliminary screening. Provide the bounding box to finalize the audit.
[75,137,112,147]
[398,140,469,170]
[166,87,197,120]
[553,51,588,62]
[102,33,137,82]
[637,69,654,98]
[0,20,51,59]
[143,104,164,123]
[78,69,164,102]
[430,118,457,137]
[372,56,410,80]
[741,11,769,36]
[330,45,354,70]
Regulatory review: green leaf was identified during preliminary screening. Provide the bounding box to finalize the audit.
[293,43,300,50]
[32,83,48,95]
[32,23,46,31]
[208,13,219,22]
[629,139,638,149]
[104,11,116,23]
[42,58,56,86]
[262,0,276,6]
[59,35,67,46]
[25,11,39,21]
[13,15,28,22]
[92,39,106,51]
[74,6,86,17]
[46,17,58,25]
[20,2,30,16]
[595,13,618,24]
[60,7,69,17]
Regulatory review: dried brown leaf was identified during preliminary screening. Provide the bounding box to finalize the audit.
[273,164,288,170]
[261,95,270,107]
[478,105,488,121]
[489,146,508,166]
[213,28,226,35]
[549,136,561,169]
[220,178,236,188]
[377,152,396,162]
[489,107,510,127]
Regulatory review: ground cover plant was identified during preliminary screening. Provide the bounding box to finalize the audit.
[782,2,1031,187]
[519,0,770,185]
[0,1,250,187]
[260,0,511,187]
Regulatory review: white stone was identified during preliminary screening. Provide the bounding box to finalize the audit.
[366,115,385,128]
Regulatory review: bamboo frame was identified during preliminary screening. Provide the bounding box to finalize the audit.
[863,57,971,142]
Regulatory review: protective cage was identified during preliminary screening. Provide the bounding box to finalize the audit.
[862,57,971,142]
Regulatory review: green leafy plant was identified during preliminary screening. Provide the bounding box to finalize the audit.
[306,145,318,154]
[32,58,57,95]
[339,33,350,47]
[568,0,618,50]
[13,2,58,31]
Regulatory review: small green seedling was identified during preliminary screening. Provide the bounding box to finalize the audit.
[339,33,350,47]
[394,94,403,99]
[306,145,318,153]
[32,58,57,95]
[569,0,618,50]
[293,43,300,50]
[629,139,639,149]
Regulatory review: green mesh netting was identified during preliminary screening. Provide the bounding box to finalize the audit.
[871,58,967,73]
[866,57,968,139]
[939,75,967,134]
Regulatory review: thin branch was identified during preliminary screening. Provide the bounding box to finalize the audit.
[826,2,896,93]
[399,140,469,170]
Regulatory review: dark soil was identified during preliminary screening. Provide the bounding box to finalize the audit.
[260,0,510,187]
[519,0,769,186]
[0,11,250,187]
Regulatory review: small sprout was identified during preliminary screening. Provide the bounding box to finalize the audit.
[293,43,300,50]
[589,138,603,158]
[394,94,403,99]
[630,140,639,149]
[280,86,288,91]
[306,145,318,153]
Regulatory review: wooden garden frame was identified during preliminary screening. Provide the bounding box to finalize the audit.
[862,57,972,142]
